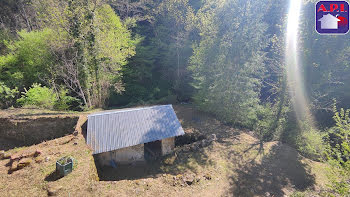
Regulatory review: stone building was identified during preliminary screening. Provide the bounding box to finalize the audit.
[87,105,184,166]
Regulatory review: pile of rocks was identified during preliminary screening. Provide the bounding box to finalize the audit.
[163,152,177,165]
[180,134,217,152]
[171,172,213,187]
[47,185,63,196]
[1,149,42,173]
[0,150,11,160]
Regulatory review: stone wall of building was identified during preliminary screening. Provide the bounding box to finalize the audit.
[161,137,175,156]
[96,137,175,166]
[97,144,145,166]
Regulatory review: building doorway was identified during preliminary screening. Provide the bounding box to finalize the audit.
[144,140,162,161]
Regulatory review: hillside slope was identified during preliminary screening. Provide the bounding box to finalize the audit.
[0,105,331,196]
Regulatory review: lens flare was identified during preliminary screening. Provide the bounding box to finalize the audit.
[285,0,314,125]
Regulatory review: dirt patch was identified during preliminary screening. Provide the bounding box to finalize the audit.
[0,134,97,197]
[226,141,316,196]
[0,116,79,149]
[94,134,213,181]
[0,105,336,196]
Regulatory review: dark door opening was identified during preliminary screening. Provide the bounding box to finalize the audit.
[144,140,162,161]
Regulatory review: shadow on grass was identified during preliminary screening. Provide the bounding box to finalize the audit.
[95,160,162,181]
[94,143,214,181]
[45,171,64,182]
[0,138,25,151]
[226,143,316,196]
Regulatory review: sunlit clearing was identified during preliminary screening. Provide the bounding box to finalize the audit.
[285,0,314,125]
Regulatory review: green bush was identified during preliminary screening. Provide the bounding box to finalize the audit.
[54,88,81,111]
[323,103,350,196]
[254,100,289,142]
[17,84,82,111]
[17,83,57,109]
[0,82,19,109]
[255,104,276,141]
[0,29,55,89]
[280,113,326,161]
[324,159,350,196]
[325,103,350,169]
[297,126,325,161]
[328,180,350,196]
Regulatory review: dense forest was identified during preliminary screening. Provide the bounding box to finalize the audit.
[0,0,350,194]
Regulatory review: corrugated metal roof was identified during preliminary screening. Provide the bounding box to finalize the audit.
[87,105,185,154]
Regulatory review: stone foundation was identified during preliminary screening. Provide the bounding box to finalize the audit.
[96,137,176,166]
[161,137,175,156]
[96,144,145,166]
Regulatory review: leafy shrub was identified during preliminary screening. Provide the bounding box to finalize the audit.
[54,88,82,111]
[327,180,350,196]
[0,29,55,89]
[0,82,19,109]
[255,104,276,141]
[254,100,289,142]
[280,113,325,161]
[323,103,350,196]
[17,83,57,109]
[324,159,350,196]
[325,103,350,169]
[297,127,325,161]
[17,84,82,111]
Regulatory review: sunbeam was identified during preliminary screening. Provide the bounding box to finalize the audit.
[285,0,314,125]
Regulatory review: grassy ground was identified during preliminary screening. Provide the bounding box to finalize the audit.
[0,105,335,196]
[0,107,99,118]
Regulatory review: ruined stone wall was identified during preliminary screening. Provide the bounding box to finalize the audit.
[96,137,175,166]
[97,144,145,166]
[0,116,79,146]
[161,137,175,156]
